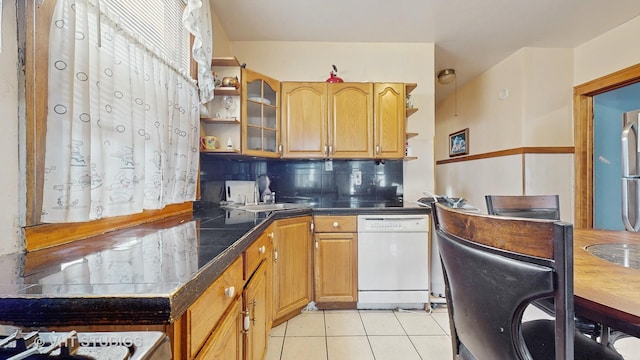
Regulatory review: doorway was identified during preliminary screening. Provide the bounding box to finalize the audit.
[593,83,640,230]
[574,64,640,228]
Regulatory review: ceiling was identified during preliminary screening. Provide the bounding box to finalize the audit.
[211,0,640,102]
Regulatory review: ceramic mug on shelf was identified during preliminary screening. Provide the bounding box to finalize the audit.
[200,136,220,151]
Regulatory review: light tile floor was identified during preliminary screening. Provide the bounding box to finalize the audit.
[265,306,452,360]
[265,305,640,360]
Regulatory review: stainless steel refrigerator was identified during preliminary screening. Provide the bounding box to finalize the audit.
[621,109,640,231]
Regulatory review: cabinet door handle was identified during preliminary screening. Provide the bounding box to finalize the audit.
[376,144,380,154]
[278,144,283,155]
[329,145,334,154]
[243,312,251,332]
[315,241,318,249]
[224,286,235,298]
[251,299,257,325]
[332,221,339,228]
[274,249,278,262]
[323,144,328,155]
[268,232,274,240]
[258,245,266,254]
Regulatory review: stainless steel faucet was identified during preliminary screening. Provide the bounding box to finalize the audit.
[256,175,272,204]
[253,181,260,204]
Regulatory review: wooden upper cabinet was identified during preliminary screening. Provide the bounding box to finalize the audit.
[280,81,406,160]
[329,83,374,159]
[281,82,327,158]
[241,68,280,158]
[374,83,406,159]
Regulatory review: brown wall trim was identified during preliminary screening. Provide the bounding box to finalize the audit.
[435,146,574,165]
[24,203,193,252]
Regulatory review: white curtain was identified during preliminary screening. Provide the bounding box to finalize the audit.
[183,0,215,104]
[41,0,200,223]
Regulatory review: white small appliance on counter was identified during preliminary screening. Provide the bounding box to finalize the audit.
[224,180,255,204]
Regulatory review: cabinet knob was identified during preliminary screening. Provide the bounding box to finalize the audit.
[268,232,274,240]
[333,221,339,228]
[258,245,266,254]
[224,286,235,298]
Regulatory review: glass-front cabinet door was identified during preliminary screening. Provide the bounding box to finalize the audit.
[242,68,280,158]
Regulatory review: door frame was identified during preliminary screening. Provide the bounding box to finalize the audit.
[574,63,640,228]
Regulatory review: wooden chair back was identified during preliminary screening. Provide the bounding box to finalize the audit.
[485,194,560,220]
[433,203,574,359]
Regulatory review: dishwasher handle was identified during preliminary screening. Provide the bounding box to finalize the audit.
[359,216,427,221]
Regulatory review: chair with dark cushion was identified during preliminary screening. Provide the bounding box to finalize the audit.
[432,203,623,360]
[485,194,561,220]
[485,194,601,339]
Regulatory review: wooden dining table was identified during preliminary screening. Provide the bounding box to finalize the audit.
[573,228,640,338]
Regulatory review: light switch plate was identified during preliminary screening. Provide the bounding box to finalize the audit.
[353,170,362,185]
[324,160,333,171]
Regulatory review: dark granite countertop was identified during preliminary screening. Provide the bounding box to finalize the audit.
[0,204,428,327]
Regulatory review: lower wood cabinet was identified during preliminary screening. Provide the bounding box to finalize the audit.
[313,216,358,308]
[243,261,269,360]
[186,256,244,359]
[272,216,313,325]
[178,216,313,358]
[195,296,243,360]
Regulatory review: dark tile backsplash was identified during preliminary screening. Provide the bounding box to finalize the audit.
[198,156,403,208]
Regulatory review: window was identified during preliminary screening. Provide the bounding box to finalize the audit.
[102,0,191,71]
[22,0,209,249]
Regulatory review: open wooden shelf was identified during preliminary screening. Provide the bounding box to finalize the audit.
[405,83,417,95]
[214,87,240,96]
[404,156,418,161]
[211,57,241,67]
[406,132,418,139]
[200,148,241,154]
[406,108,418,117]
[200,117,240,124]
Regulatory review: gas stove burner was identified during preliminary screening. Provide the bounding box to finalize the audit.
[0,330,107,360]
[0,329,170,360]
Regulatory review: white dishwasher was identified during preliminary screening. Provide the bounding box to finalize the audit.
[357,214,429,309]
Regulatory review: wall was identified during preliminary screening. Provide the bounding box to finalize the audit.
[0,0,22,255]
[435,47,575,220]
[210,4,232,57]
[229,41,435,203]
[574,16,640,86]
[522,48,574,146]
[436,50,526,159]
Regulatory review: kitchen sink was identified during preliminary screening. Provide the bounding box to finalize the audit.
[223,202,307,213]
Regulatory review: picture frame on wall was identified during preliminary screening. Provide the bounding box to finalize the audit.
[449,128,469,157]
